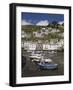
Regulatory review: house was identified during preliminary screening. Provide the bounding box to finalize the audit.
[33,31,43,38]
[29,43,36,50]
[43,44,58,50]
[50,29,60,33]
[21,39,64,51]
[41,28,49,35]
[56,39,64,49]
[21,31,31,38]
[33,28,49,38]
[21,41,36,50]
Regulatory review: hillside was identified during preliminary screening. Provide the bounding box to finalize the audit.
[21,25,64,43]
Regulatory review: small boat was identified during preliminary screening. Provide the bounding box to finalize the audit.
[48,51,57,54]
[32,59,40,62]
[37,62,58,70]
[29,55,41,59]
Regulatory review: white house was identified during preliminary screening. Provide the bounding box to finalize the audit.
[50,29,60,33]
[43,44,58,50]
[22,41,36,50]
[22,41,64,51]
[21,31,31,38]
[29,43,36,50]
[41,28,49,35]
[56,39,64,49]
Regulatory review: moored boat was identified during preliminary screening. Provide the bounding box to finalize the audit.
[37,62,58,70]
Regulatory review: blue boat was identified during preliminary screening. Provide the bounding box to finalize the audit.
[37,62,58,70]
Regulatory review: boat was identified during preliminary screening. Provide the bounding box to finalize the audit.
[29,54,41,59]
[29,51,58,70]
[48,51,57,54]
[37,62,58,70]
[31,57,58,70]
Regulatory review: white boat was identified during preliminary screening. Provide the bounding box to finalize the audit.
[44,59,52,63]
[29,55,41,59]
[48,51,57,54]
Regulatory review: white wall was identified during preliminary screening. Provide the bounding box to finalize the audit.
[0,0,72,89]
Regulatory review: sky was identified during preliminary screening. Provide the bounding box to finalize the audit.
[21,12,64,26]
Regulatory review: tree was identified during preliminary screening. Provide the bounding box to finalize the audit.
[52,21,58,30]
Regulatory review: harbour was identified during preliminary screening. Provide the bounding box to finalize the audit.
[22,51,64,77]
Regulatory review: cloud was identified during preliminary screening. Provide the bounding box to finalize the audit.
[21,20,33,25]
[36,20,49,26]
[58,21,64,25]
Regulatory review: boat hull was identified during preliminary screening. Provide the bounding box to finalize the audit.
[37,63,58,70]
